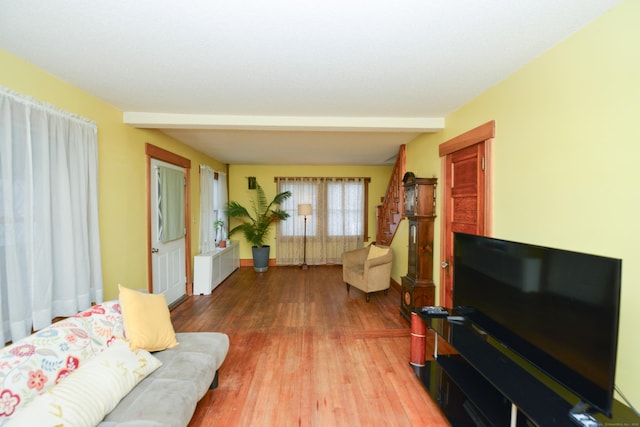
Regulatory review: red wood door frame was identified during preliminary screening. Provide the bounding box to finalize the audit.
[145,143,192,296]
[439,121,494,307]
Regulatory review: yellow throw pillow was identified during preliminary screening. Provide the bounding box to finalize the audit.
[118,284,178,351]
[367,245,389,260]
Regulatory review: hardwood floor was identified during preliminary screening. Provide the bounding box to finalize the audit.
[171,265,449,426]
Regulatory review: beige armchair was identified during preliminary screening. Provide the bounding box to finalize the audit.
[342,245,393,302]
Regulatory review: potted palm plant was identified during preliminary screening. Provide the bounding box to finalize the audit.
[225,181,292,272]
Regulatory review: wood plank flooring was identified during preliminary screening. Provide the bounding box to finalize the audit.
[171,265,449,426]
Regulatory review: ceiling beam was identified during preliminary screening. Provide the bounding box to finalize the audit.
[123,112,444,133]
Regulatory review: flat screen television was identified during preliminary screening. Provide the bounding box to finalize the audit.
[453,232,622,418]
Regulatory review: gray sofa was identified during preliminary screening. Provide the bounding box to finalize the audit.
[99,332,230,427]
[0,300,229,427]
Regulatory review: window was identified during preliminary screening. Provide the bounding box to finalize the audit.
[327,181,364,237]
[275,177,369,265]
[279,181,318,238]
[198,166,227,254]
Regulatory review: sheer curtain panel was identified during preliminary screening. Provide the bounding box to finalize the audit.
[158,166,185,242]
[0,86,103,344]
[199,165,216,253]
[276,177,365,265]
[215,171,228,242]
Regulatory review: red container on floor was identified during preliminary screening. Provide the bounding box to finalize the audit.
[410,311,426,367]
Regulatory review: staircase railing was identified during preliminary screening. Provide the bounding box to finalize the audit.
[376,145,406,246]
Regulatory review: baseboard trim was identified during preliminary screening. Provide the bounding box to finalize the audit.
[390,277,401,293]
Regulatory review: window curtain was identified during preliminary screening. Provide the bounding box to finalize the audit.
[214,171,228,242]
[276,177,364,265]
[158,166,185,242]
[198,165,216,253]
[0,86,103,344]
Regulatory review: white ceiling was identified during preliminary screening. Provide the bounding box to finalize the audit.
[0,0,622,165]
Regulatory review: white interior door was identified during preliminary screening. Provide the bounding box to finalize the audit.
[150,159,186,305]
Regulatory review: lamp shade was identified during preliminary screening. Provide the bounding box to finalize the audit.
[298,204,312,216]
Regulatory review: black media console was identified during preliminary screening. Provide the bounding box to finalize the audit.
[411,311,639,426]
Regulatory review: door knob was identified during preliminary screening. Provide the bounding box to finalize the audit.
[151,248,159,253]
[441,261,449,269]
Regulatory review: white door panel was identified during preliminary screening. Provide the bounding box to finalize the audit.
[151,159,186,306]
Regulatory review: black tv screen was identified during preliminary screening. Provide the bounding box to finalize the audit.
[453,233,622,417]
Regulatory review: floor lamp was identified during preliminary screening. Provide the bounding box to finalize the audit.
[298,204,312,270]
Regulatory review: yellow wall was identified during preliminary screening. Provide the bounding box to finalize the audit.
[0,49,226,300]
[228,164,393,260]
[404,0,640,407]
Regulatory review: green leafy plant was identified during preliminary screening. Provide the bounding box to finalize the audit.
[225,182,292,248]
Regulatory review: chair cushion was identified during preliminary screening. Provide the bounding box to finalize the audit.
[367,245,389,260]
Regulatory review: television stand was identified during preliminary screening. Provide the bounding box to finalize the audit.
[570,402,602,427]
[410,311,639,426]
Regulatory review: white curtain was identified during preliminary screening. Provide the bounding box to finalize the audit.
[0,86,103,344]
[215,171,228,242]
[158,166,185,242]
[199,165,216,254]
[276,177,365,265]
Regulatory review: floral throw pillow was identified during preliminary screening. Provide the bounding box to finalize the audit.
[0,300,124,424]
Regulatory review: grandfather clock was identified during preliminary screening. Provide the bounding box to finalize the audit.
[400,173,437,322]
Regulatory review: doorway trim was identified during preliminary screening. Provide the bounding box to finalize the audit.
[438,121,495,305]
[145,143,192,295]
